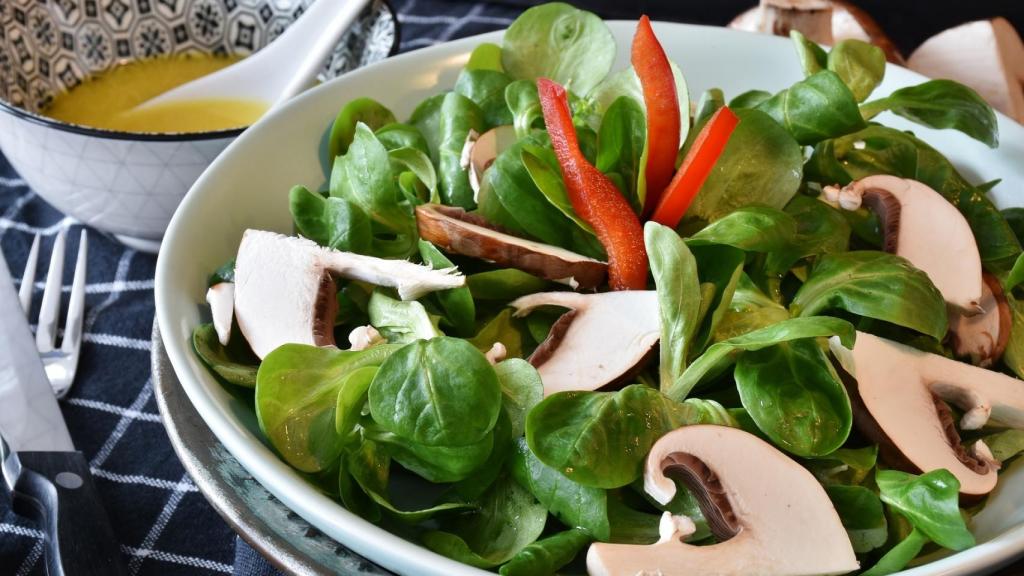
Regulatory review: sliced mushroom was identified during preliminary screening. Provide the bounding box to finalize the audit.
[468,125,517,199]
[206,282,234,346]
[509,291,659,396]
[233,229,464,358]
[588,425,858,576]
[908,18,1024,123]
[950,273,1011,367]
[730,0,902,63]
[830,331,1024,498]
[822,175,984,313]
[415,204,607,289]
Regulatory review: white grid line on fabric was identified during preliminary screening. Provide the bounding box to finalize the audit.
[0,191,38,243]
[0,177,27,188]
[65,397,163,423]
[17,278,156,295]
[29,324,154,351]
[0,523,45,539]
[90,379,155,468]
[121,545,233,574]
[85,249,135,331]
[90,468,198,493]
[15,540,44,576]
[398,13,512,25]
[0,215,76,236]
[128,472,193,574]
[82,331,152,351]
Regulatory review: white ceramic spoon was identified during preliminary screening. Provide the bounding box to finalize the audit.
[134,0,370,111]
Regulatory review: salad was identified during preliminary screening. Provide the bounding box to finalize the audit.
[192,3,1024,575]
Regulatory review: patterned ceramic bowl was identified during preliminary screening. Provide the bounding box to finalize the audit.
[0,0,397,252]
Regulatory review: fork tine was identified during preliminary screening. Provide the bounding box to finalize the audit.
[61,231,87,356]
[35,228,67,354]
[18,234,40,315]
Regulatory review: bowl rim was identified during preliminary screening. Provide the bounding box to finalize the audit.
[0,0,401,142]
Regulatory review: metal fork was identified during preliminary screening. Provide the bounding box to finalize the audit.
[18,229,88,399]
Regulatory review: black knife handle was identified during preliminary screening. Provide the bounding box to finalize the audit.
[13,451,129,576]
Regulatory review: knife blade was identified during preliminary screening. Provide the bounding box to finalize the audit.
[0,252,128,576]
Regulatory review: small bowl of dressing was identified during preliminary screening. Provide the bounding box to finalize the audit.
[0,0,398,252]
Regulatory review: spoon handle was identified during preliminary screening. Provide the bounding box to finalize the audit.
[274,0,373,105]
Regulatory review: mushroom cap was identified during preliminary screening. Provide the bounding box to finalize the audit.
[511,291,660,396]
[838,175,984,313]
[416,204,608,289]
[908,18,1024,123]
[830,331,1024,497]
[588,425,858,576]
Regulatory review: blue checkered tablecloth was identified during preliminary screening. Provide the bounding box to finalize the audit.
[3,1,1024,575]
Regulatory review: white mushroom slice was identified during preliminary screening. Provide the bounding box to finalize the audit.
[510,291,659,396]
[829,331,1024,498]
[416,204,607,289]
[206,282,234,346]
[729,0,902,63]
[822,175,984,313]
[950,273,1011,367]
[908,18,1024,123]
[234,229,463,358]
[468,125,517,199]
[588,425,858,576]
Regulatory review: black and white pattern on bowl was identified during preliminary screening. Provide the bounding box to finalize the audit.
[0,0,398,114]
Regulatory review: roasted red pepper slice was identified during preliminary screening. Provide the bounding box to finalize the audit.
[650,106,740,229]
[537,78,648,291]
[632,14,681,218]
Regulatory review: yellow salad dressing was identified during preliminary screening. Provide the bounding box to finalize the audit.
[44,54,269,133]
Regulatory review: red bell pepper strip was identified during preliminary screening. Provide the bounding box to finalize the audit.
[650,106,740,229]
[632,15,681,218]
[537,78,648,291]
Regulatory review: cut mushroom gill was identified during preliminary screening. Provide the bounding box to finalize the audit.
[588,425,858,576]
[510,291,659,396]
[950,273,1011,367]
[822,175,984,314]
[233,229,464,359]
[416,203,608,289]
[830,331,1024,498]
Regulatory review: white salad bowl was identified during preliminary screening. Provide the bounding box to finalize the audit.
[155,21,1024,576]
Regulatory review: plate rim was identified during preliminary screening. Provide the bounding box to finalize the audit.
[155,20,1024,576]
